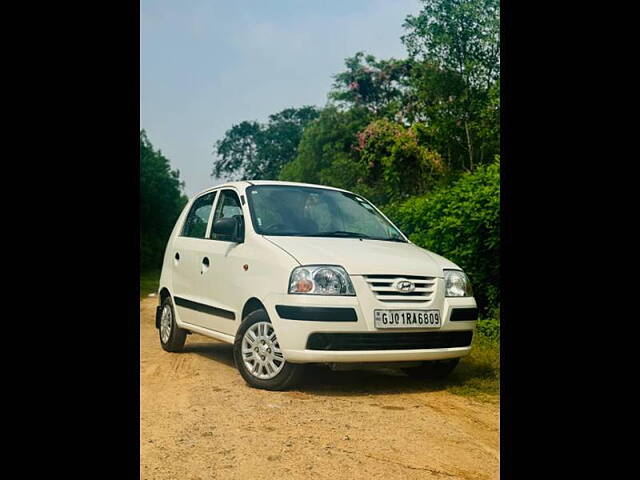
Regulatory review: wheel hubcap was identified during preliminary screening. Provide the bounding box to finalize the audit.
[241,322,284,380]
[160,305,172,343]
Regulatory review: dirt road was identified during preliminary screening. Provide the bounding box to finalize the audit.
[140,298,499,479]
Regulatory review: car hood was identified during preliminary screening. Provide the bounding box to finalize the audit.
[263,236,460,276]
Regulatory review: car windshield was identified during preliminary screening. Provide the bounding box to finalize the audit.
[246,185,407,242]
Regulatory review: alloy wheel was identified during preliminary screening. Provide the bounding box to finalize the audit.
[241,321,285,379]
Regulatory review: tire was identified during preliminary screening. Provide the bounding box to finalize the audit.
[233,309,304,391]
[159,296,187,352]
[403,358,460,380]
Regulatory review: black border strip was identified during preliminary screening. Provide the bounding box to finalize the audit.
[276,305,358,322]
[174,296,235,320]
[450,307,478,321]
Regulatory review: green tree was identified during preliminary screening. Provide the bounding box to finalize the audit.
[401,61,471,171]
[213,106,320,181]
[402,0,500,91]
[329,52,410,119]
[476,81,500,162]
[402,0,500,170]
[279,106,372,187]
[140,130,188,270]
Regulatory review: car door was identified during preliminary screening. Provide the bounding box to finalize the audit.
[193,188,248,335]
[171,190,217,327]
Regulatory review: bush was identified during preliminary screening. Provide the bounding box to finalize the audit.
[476,313,500,341]
[383,158,499,314]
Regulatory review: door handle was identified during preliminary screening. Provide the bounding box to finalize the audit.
[201,256,210,274]
[174,251,180,266]
[175,252,180,261]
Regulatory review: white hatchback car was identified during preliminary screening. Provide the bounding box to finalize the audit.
[156,181,477,390]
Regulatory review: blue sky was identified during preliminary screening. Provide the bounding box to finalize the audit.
[141,0,420,197]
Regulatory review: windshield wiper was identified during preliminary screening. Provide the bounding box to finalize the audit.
[299,230,372,238]
[299,231,408,242]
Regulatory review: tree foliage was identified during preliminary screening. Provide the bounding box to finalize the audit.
[402,0,500,170]
[279,106,372,186]
[402,0,500,90]
[329,52,410,119]
[140,130,188,270]
[213,106,320,181]
[401,61,472,169]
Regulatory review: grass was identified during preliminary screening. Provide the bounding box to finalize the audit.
[444,333,500,401]
[140,268,161,299]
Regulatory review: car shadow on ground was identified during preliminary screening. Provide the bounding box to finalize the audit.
[183,338,489,397]
[294,365,452,396]
[184,340,236,368]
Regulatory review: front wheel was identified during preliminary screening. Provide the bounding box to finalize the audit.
[403,358,460,380]
[233,309,304,390]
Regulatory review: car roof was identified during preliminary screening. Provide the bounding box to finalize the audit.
[192,180,352,199]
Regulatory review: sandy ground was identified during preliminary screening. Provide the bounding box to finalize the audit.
[140,297,499,479]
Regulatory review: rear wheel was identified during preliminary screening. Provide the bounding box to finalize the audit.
[403,358,460,380]
[233,309,304,390]
[159,296,187,352]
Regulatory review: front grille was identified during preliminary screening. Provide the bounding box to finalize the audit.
[364,274,436,303]
[306,331,473,351]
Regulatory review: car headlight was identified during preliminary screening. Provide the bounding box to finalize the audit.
[288,265,355,296]
[444,270,473,297]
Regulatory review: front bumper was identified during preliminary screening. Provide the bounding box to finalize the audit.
[282,346,471,363]
[264,276,478,364]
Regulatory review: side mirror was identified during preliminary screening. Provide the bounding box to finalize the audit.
[212,216,244,243]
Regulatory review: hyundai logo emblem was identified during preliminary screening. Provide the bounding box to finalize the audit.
[394,280,415,292]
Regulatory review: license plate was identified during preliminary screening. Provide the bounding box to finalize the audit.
[374,309,441,329]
